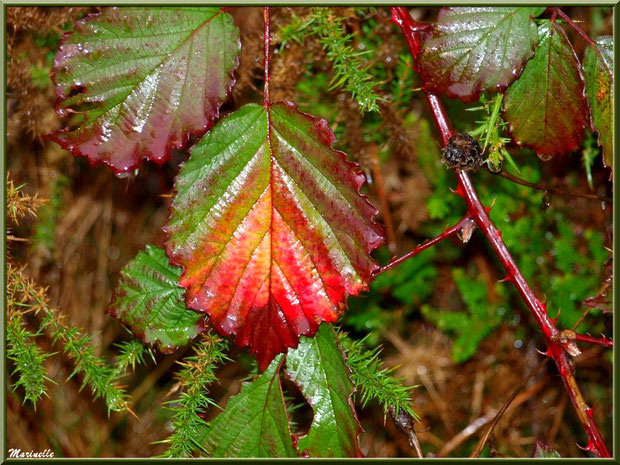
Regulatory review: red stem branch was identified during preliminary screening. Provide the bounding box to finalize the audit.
[390,6,610,457]
[263,7,270,106]
[554,7,595,47]
[554,7,610,72]
[377,216,473,275]
[575,333,613,349]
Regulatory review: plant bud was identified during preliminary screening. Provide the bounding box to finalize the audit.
[441,133,483,172]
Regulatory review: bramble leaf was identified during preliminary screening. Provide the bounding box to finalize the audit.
[504,23,588,157]
[200,355,296,457]
[584,36,613,168]
[50,7,240,174]
[418,7,544,101]
[108,245,205,352]
[165,102,384,370]
[286,324,363,457]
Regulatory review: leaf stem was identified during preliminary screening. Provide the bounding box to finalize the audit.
[391,6,610,457]
[263,7,271,106]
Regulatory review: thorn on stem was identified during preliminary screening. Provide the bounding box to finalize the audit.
[497,274,511,283]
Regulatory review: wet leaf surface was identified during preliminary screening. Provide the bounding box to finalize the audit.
[286,324,363,457]
[50,7,240,174]
[504,22,588,157]
[584,36,613,168]
[201,355,297,457]
[418,7,545,101]
[107,245,205,352]
[165,102,384,370]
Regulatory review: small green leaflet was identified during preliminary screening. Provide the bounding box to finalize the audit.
[418,7,545,101]
[286,324,363,457]
[200,355,297,458]
[584,36,613,169]
[504,22,588,157]
[107,245,205,352]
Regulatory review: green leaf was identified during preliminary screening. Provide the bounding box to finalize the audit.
[164,102,384,370]
[286,324,363,457]
[108,245,205,353]
[50,7,240,174]
[584,36,613,168]
[201,355,297,458]
[504,23,588,157]
[533,440,561,458]
[418,7,543,101]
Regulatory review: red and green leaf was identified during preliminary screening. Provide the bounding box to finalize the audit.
[49,7,240,174]
[200,355,297,457]
[504,22,588,157]
[584,36,613,168]
[107,245,205,352]
[165,102,384,370]
[285,324,363,457]
[418,7,545,101]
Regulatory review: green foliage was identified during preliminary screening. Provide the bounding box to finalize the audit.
[163,334,229,458]
[199,355,296,458]
[7,312,54,406]
[33,174,71,252]
[279,8,382,112]
[7,265,135,413]
[468,93,519,173]
[346,247,438,346]
[111,339,152,379]
[339,332,416,419]
[375,248,438,306]
[41,312,131,412]
[582,131,600,190]
[108,245,205,352]
[421,269,505,363]
[286,324,362,457]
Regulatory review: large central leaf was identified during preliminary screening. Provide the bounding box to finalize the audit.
[165,102,384,369]
[50,7,240,173]
[418,7,545,101]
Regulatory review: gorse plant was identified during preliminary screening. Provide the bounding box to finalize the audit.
[6,6,613,458]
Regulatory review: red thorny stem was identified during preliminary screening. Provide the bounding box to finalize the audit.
[390,6,610,457]
[574,333,613,349]
[553,7,596,47]
[377,216,474,275]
